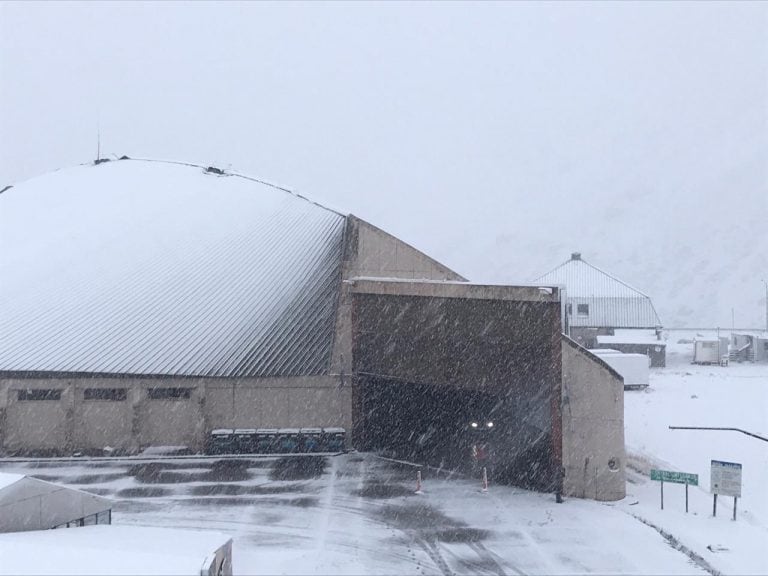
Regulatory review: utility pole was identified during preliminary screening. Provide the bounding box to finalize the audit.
[763,280,768,333]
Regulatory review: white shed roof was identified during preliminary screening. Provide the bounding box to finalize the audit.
[0,474,112,533]
[0,525,231,575]
[0,159,347,377]
[0,473,23,491]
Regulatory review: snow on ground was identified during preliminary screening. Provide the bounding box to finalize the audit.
[0,454,707,576]
[621,330,768,576]
[0,525,231,576]
[0,331,764,575]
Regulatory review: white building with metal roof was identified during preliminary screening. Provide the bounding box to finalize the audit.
[535,252,662,331]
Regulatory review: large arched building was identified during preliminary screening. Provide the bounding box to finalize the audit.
[0,158,624,499]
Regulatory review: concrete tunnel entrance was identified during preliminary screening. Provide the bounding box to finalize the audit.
[349,280,563,493]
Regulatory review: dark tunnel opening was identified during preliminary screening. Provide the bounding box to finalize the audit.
[358,376,557,492]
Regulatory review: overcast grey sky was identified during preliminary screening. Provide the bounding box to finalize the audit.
[1,1,766,327]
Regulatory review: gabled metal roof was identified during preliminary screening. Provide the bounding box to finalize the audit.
[535,253,661,328]
[0,159,347,377]
[0,473,112,533]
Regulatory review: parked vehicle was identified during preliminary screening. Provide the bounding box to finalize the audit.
[276,428,301,453]
[463,420,496,476]
[233,429,257,454]
[589,350,650,389]
[255,428,278,453]
[323,427,346,452]
[206,429,234,455]
[205,426,346,454]
[300,428,323,452]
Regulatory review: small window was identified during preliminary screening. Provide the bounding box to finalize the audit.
[702,342,716,349]
[147,387,191,400]
[84,388,127,401]
[17,389,62,401]
[577,303,589,316]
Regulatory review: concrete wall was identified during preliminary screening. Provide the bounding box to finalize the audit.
[204,376,351,432]
[345,216,466,282]
[350,279,564,491]
[351,282,561,395]
[0,380,73,453]
[561,336,626,501]
[329,215,466,376]
[0,376,351,455]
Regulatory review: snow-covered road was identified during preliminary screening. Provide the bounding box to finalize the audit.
[0,452,711,575]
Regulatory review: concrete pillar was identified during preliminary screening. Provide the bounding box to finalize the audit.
[64,381,75,454]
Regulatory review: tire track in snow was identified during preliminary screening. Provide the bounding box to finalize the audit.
[469,542,524,576]
[630,514,721,576]
[313,455,337,555]
[415,536,454,576]
[367,455,525,576]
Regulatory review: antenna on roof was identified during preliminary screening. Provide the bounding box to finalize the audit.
[93,119,111,165]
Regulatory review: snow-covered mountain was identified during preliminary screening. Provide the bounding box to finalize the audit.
[420,125,767,330]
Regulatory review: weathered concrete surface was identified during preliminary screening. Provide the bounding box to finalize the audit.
[561,336,626,501]
[0,376,351,455]
[349,279,563,492]
[328,216,466,377]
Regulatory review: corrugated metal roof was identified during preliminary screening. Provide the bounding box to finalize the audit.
[0,159,347,377]
[535,254,661,328]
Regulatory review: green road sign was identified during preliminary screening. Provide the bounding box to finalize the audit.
[650,469,699,486]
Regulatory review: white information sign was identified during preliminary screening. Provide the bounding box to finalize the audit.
[711,460,742,497]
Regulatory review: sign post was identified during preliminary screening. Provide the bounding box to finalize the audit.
[710,460,742,521]
[650,469,699,512]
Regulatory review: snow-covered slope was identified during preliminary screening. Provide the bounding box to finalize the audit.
[425,124,767,329]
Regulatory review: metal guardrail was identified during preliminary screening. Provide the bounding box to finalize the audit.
[669,426,768,443]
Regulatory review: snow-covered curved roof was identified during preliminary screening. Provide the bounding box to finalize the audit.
[0,159,347,377]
